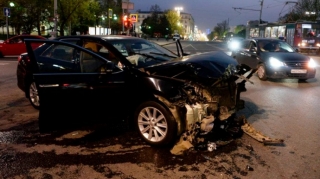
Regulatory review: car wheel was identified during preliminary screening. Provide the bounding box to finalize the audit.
[134,101,177,146]
[28,81,40,109]
[257,64,267,81]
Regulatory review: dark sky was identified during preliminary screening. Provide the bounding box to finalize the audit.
[130,0,297,32]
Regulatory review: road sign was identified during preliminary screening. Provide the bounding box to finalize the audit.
[3,7,10,17]
[130,14,137,22]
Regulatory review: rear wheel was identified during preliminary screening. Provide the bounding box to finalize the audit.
[28,81,40,109]
[134,101,177,146]
[257,64,267,81]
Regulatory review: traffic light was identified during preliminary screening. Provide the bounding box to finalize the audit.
[123,15,128,21]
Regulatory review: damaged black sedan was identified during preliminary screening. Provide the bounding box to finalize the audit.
[23,36,254,146]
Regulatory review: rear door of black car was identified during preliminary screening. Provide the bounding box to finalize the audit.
[25,39,127,121]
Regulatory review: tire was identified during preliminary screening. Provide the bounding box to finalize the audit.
[256,64,267,81]
[134,101,177,146]
[28,81,40,109]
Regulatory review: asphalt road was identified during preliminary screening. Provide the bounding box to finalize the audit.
[0,40,320,179]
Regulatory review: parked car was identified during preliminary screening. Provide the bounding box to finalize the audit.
[0,35,45,57]
[231,38,317,81]
[20,35,253,146]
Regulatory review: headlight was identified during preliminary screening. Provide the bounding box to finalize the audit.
[269,57,285,67]
[308,58,317,68]
[228,41,240,51]
[317,43,320,47]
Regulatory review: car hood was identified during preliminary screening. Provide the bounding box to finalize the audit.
[143,51,239,80]
[260,52,310,62]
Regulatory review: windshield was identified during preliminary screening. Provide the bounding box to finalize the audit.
[258,40,295,52]
[108,39,179,67]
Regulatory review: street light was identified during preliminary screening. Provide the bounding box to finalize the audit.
[174,7,183,16]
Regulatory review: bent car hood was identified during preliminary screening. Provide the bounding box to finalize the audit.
[144,51,238,80]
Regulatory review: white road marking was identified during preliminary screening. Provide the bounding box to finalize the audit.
[0,63,9,65]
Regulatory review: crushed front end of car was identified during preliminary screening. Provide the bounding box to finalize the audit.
[142,51,261,154]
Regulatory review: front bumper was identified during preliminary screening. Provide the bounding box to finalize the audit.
[266,67,316,79]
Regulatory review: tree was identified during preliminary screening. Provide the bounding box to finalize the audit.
[57,0,100,36]
[213,20,229,39]
[0,0,52,35]
[164,10,183,35]
[278,0,320,22]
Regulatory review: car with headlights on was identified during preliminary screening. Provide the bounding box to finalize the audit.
[231,38,316,81]
[20,35,253,146]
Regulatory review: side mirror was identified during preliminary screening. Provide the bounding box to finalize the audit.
[295,48,300,53]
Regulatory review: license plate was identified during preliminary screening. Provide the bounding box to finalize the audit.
[291,69,307,73]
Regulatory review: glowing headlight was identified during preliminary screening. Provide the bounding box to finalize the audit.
[269,57,285,67]
[229,41,240,51]
[317,43,320,47]
[301,42,306,47]
[308,58,317,68]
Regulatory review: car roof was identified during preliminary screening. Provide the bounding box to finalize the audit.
[247,38,282,42]
[10,34,46,39]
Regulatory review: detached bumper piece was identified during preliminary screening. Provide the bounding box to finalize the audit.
[241,117,284,145]
[170,114,284,155]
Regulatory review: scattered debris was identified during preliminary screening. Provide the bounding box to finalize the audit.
[207,142,217,152]
[241,118,284,145]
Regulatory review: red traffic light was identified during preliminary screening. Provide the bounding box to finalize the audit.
[123,15,128,21]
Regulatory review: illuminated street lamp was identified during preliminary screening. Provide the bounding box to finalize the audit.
[174,7,183,16]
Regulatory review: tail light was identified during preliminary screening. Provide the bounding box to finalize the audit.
[18,55,30,63]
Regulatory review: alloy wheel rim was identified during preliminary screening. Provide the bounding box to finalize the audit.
[29,82,40,107]
[138,107,167,142]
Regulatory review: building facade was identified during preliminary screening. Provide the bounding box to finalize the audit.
[131,11,195,39]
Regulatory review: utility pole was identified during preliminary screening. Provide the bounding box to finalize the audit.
[233,0,264,24]
[259,0,264,23]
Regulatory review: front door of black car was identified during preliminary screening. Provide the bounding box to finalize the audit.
[25,40,128,122]
[237,40,259,70]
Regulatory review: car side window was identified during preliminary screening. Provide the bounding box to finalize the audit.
[249,42,257,51]
[79,50,106,73]
[43,45,74,62]
[39,44,80,73]
[83,41,120,65]
[242,40,251,50]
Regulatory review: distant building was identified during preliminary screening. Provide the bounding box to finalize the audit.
[132,10,195,39]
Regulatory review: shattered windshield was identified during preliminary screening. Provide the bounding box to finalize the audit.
[109,39,179,68]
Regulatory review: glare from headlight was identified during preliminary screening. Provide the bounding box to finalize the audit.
[308,58,317,68]
[229,41,240,51]
[269,57,285,68]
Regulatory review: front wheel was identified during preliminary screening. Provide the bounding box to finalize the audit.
[134,101,177,146]
[28,81,40,109]
[256,64,267,81]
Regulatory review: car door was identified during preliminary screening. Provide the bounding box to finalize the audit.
[25,39,128,122]
[236,40,259,69]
